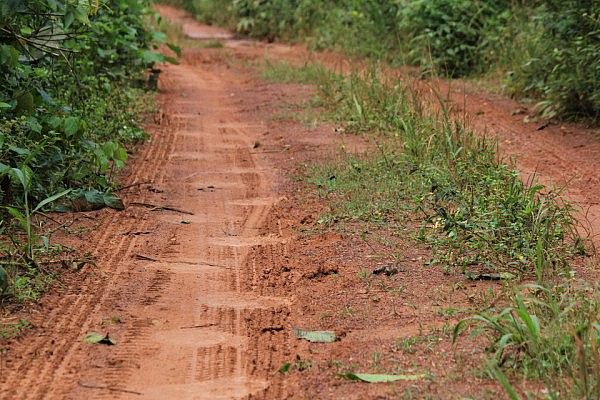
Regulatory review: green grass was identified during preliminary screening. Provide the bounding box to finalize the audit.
[456,282,600,399]
[307,66,577,278]
[261,60,333,85]
[261,60,595,398]
[178,0,600,120]
[0,319,31,340]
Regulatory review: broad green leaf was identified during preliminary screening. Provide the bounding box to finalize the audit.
[0,45,20,67]
[167,43,182,57]
[140,50,165,64]
[64,117,80,136]
[64,10,75,28]
[0,102,11,110]
[152,31,167,43]
[84,332,116,345]
[113,146,128,162]
[0,265,7,293]
[26,117,42,133]
[33,189,72,214]
[101,141,117,158]
[8,146,30,156]
[102,192,125,211]
[293,328,336,343]
[20,26,32,36]
[83,189,105,206]
[10,167,30,190]
[340,372,426,382]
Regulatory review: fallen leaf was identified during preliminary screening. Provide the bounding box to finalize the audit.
[340,372,425,382]
[64,190,125,212]
[279,362,291,374]
[293,328,337,343]
[84,332,116,345]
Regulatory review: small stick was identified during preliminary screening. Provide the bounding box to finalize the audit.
[129,202,194,215]
[116,181,152,192]
[134,254,158,262]
[180,323,217,329]
[77,381,142,395]
[133,255,231,269]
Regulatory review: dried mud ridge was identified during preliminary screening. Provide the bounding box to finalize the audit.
[1,4,600,400]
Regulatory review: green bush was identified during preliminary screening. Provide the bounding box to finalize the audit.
[0,0,174,300]
[0,0,168,204]
[396,0,510,77]
[178,0,600,120]
[506,1,600,119]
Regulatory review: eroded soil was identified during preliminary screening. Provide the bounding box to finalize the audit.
[0,5,598,400]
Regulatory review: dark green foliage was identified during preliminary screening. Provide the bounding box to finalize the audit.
[178,0,600,119]
[505,1,600,120]
[397,0,510,77]
[0,0,172,300]
[0,0,163,204]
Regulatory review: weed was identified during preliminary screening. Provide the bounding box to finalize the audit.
[455,282,600,398]
[261,60,332,85]
[279,355,313,374]
[395,337,418,355]
[436,307,468,318]
[339,305,356,318]
[183,0,600,119]
[0,319,31,340]
[308,66,577,277]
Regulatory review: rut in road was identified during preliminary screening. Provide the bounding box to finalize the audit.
[0,31,292,400]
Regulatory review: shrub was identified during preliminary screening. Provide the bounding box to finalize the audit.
[178,0,600,120]
[0,0,173,300]
[396,0,510,77]
[506,1,600,119]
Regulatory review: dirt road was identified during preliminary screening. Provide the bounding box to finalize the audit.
[1,16,296,400]
[1,5,599,400]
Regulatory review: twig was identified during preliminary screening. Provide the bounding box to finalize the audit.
[133,254,231,269]
[77,381,142,395]
[134,254,158,262]
[116,181,152,192]
[129,202,194,215]
[180,323,217,329]
[122,231,154,236]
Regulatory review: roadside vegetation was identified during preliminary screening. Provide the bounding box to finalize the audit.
[168,0,600,122]
[0,1,177,302]
[261,57,598,399]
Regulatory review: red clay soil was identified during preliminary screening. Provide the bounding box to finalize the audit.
[0,5,597,400]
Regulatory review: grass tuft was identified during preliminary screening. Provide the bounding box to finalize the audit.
[308,66,578,277]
